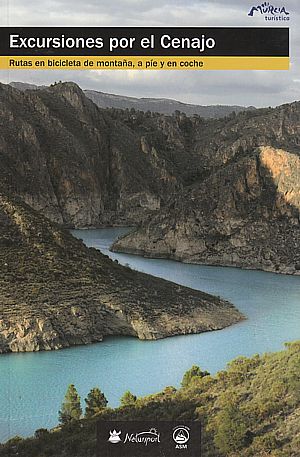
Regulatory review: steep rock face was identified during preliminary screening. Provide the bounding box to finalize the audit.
[0,83,181,227]
[104,101,300,187]
[1,82,299,231]
[113,145,300,274]
[0,193,243,353]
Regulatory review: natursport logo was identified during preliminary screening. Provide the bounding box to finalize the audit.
[248,2,290,21]
[123,427,160,446]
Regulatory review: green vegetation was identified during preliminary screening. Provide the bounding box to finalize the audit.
[181,365,210,387]
[58,385,82,425]
[120,390,137,407]
[85,388,108,418]
[213,399,250,454]
[1,342,299,457]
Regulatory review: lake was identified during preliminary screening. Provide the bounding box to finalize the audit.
[0,227,299,442]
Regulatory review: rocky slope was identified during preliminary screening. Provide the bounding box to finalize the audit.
[113,102,300,274]
[0,192,242,353]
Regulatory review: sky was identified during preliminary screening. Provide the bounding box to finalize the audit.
[0,0,299,107]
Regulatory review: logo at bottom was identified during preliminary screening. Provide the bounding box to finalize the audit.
[173,425,190,448]
[108,430,122,444]
[97,420,201,456]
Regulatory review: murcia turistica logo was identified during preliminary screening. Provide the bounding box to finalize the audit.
[173,425,190,449]
[108,429,122,444]
[248,2,290,21]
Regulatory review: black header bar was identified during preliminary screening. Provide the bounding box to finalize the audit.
[0,27,289,57]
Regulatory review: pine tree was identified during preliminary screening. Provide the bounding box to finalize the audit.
[181,365,210,388]
[85,387,108,418]
[120,390,137,407]
[214,402,248,453]
[58,384,82,425]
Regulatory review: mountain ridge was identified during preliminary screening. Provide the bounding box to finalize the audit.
[9,81,255,118]
[111,101,300,275]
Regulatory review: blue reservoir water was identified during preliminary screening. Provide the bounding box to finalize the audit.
[0,227,299,442]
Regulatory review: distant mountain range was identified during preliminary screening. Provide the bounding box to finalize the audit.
[9,81,255,118]
[84,89,255,118]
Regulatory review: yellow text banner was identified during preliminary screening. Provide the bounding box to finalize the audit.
[0,56,290,70]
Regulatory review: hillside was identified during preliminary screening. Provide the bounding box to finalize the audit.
[1,341,299,456]
[0,191,242,353]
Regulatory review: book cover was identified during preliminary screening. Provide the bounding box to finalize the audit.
[0,1,298,456]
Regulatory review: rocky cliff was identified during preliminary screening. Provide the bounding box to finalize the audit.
[113,102,300,274]
[0,82,182,227]
[1,82,300,274]
[0,82,257,229]
[0,192,242,353]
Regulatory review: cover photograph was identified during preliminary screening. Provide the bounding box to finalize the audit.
[0,0,299,456]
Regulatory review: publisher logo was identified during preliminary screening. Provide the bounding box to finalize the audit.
[108,429,122,444]
[97,420,201,456]
[173,426,190,444]
[248,2,290,21]
[123,427,160,446]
